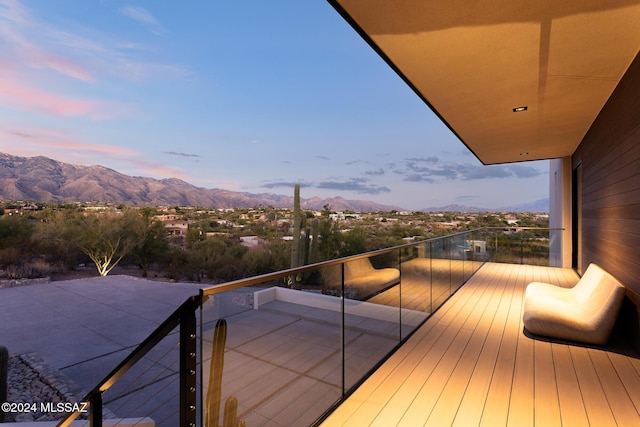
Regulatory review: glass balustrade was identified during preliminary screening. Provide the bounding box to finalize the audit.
[198,230,494,426]
[58,227,560,427]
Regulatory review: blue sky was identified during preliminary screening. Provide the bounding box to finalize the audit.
[0,0,549,210]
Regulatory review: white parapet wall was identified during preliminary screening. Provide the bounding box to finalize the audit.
[254,286,427,327]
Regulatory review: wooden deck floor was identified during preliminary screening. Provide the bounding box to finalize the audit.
[321,262,640,427]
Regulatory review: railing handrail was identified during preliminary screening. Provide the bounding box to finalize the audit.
[200,227,563,297]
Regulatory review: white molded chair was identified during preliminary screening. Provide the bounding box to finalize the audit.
[523,263,626,345]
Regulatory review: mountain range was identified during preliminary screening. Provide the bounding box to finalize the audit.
[422,198,549,213]
[0,152,548,212]
[0,153,400,211]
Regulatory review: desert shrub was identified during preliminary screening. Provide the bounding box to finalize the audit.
[3,259,57,279]
[164,247,200,282]
[0,247,22,268]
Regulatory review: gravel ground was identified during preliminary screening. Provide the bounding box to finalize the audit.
[4,352,91,423]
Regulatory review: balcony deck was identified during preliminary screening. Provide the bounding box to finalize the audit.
[321,262,640,427]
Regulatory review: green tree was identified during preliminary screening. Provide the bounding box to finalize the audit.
[341,228,367,256]
[0,214,35,269]
[242,239,290,276]
[63,209,141,276]
[0,214,33,248]
[190,235,249,282]
[130,212,169,277]
[31,209,84,270]
[317,217,341,260]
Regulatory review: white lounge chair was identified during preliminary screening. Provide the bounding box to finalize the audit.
[522,263,626,345]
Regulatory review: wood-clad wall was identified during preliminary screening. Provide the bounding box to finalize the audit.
[572,51,640,345]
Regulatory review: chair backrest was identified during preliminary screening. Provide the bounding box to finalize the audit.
[320,258,377,289]
[344,258,375,280]
[321,264,342,288]
[574,263,626,312]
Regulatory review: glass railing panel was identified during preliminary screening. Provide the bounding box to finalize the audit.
[485,228,515,264]
[429,239,452,310]
[462,231,472,282]
[482,227,501,264]
[341,252,402,389]
[449,232,467,292]
[519,228,551,266]
[484,227,553,265]
[399,242,433,338]
[200,270,343,427]
[465,229,485,279]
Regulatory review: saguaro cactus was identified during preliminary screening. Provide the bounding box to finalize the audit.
[290,183,302,270]
[206,320,244,427]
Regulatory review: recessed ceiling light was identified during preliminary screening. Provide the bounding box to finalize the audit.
[513,106,528,112]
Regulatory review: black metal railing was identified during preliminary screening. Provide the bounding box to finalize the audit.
[56,295,202,427]
[57,227,561,427]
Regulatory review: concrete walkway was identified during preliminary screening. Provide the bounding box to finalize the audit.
[1,276,204,370]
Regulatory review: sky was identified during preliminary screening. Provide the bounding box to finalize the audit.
[0,0,549,211]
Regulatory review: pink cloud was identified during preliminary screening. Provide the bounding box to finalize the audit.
[37,52,94,82]
[0,69,128,119]
[1,0,94,82]
[1,125,136,157]
[0,82,96,116]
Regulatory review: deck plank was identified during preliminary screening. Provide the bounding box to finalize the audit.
[608,352,640,414]
[506,265,535,427]
[553,344,590,426]
[532,338,562,427]
[449,263,514,427]
[479,264,522,427]
[426,264,509,426]
[570,346,617,426]
[590,350,640,424]
[375,281,493,425]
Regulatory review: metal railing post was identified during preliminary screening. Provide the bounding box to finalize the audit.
[89,392,102,427]
[340,262,345,397]
[180,309,197,427]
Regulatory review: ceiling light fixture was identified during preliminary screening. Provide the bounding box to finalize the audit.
[513,106,528,112]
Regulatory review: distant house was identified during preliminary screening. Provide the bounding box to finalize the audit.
[240,236,262,248]
[156,214,183,222]
[469,240,487,254]
[163,220,191,236]
[434,221,459,229]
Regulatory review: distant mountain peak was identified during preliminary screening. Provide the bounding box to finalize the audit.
[422,198,549,213]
